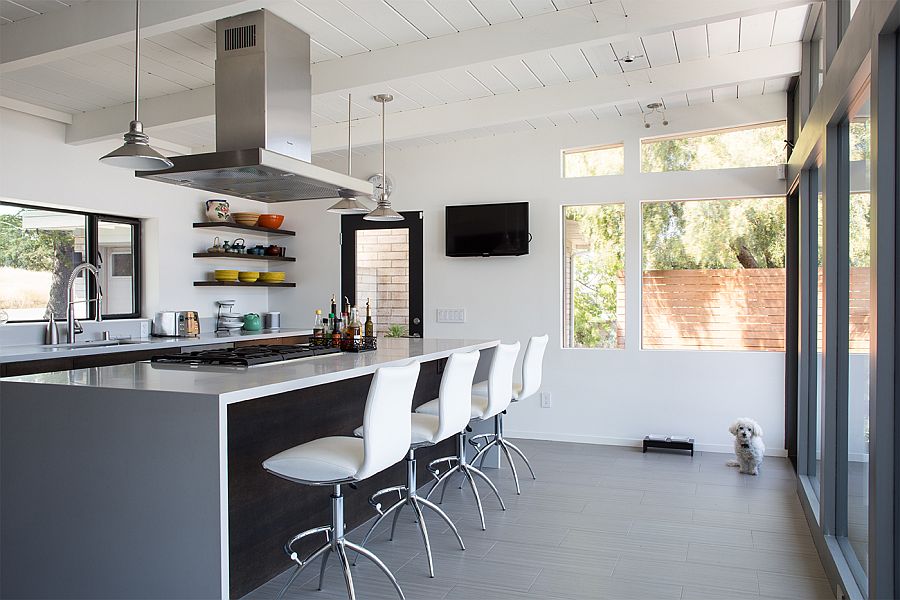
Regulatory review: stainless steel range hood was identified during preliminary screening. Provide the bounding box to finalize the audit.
[136,10,373,203]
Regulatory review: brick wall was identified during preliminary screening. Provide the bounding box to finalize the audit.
[355,229,409,335]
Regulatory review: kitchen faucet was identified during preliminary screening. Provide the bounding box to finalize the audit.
[66,263,103,344]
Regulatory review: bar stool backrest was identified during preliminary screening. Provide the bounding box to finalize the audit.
[519,334,549,401]
[434,350,481,442]
[358,361,420,480]
[484,342,520,419]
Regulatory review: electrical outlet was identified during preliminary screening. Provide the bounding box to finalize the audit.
[436,308,466,323]
[140,321,150,337]
[541,391,552,408]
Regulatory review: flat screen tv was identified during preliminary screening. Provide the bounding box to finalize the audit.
[445,202,529,257]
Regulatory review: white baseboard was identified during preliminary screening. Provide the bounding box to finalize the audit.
[504,429,789,458]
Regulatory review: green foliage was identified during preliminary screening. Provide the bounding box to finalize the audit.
[643,197,787,270]
[0,211,74,271]
[386,324,406,338]
[565,205,625,348]
[641,122,787,172]
[564,145,625,177]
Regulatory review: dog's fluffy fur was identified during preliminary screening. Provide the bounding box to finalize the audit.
[726,418,765,475]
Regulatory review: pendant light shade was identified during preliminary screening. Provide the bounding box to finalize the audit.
[328,93,371,214]
[99,0,172,171]
[365,94,404,222]
[100,120,174,170]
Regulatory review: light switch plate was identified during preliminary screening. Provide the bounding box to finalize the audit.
[436,308,466,323]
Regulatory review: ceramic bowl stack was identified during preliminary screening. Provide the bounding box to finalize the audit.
[214,269,239,282]
[259,271,286,283]
[232,212,260,227]
[219,312,244,331]
[238,271,259,283]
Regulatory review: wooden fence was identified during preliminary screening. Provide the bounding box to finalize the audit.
[637,267,870,352]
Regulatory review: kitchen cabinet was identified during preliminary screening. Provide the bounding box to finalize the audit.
[0,347,182,377]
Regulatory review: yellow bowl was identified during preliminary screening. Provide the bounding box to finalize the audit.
[238,271,259,282]
[214,269,239,281]
[259,271,286,281]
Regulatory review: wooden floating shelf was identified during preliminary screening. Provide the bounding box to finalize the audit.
[194,281,296,287]
[193,222,296,236]
[193,252,296,262]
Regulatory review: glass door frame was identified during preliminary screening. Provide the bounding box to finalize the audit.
[340,211,424,338]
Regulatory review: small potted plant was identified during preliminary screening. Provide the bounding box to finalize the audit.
[386,324,406,338]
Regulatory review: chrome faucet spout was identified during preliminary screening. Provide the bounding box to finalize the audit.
[65,263,103,344]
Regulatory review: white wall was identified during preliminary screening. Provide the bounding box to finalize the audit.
[0,108,278,324]
[270,94,790,454]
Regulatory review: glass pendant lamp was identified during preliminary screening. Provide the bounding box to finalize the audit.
[99,0,173,170]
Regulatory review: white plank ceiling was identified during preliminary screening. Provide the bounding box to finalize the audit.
[0,0,812,151]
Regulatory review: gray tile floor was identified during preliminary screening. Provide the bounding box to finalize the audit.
[245,439,833,600]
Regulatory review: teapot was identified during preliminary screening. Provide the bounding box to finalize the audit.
[205,199,230,222]
[207,236,225,253]
[249,244,266,256]
[230,237,246,253]
[242,313,262,331]
[264,244,282,256]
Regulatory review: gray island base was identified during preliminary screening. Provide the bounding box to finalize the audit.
[0,338,498,599]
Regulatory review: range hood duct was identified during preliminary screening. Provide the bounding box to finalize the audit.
[136,10,373,203]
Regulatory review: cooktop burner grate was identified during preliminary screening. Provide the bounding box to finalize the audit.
[150,343,341,367]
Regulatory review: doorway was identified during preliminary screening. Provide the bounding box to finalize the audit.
[340,211,424,338]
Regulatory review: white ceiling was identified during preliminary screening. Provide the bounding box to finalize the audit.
[0,0,813,153]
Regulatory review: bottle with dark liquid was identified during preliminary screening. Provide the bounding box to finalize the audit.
[312,310,324,341]
[349,307,362,341]
[364,298,374,338]
[330,294,337,319]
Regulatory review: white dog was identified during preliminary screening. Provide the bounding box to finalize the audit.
[726,418,765,475]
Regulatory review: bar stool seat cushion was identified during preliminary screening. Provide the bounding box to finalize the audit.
[352,413,440,445]
[263,436,364,483]
[415,394,489,419]
[472,381,523,401]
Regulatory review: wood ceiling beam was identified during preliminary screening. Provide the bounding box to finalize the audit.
[311,43,801,152]
[308,0,811,96]
[0,0,270,74]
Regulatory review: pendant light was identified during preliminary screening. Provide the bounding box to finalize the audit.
[327,94,372,214]
[364,94,403,222]
[99,0,173,170]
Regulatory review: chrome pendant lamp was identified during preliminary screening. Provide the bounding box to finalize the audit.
[327,94,372,214]
[99,0,173,170]
[364,94,403,222]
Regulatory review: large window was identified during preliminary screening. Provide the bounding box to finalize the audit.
[562,204,625,349]
[641,122,787,173]
[0,202,140,321]
[641,197,786,351]
[846,86,871,582]
[562,144,625,178]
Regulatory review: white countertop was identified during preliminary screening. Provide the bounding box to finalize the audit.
[0,338,498,403]
[0,328,313,364]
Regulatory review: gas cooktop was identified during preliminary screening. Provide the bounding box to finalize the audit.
[150,344,340,367]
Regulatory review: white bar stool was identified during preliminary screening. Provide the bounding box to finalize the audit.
[470,334,548,494]
[416,342,519,529]
[352,350,480,577]
[262,362,420,600]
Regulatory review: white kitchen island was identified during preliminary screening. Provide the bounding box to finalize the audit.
[0,337,498,599]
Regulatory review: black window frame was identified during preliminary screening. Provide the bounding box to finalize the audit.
[0,200,142,322]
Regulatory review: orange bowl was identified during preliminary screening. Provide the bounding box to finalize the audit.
[257,214,284,229]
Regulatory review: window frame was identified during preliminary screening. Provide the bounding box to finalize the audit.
[638,194,788,353]
[639,120,788,173]
[561,142,625,178]
[0,200,142,322]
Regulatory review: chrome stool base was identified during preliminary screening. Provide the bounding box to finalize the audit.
[469,412,536,495]
[426,431,507,530]
[355,449,465,577]
[276,485,404,600]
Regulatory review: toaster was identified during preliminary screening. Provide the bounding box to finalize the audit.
[152,311,200,337]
